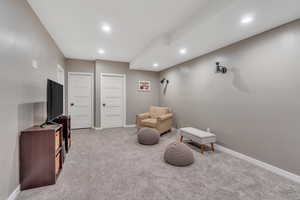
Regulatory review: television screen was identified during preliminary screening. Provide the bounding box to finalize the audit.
[47,79,63,121]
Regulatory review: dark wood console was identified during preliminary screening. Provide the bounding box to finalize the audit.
[20,124,63,190]
[54,115,71,153]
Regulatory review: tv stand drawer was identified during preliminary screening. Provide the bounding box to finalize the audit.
[55,152,61,176]
[55,130,61,151]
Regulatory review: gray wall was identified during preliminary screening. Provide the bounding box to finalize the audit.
[65,59,95,73]
[0,0,65,199]
[95,60,160,127]
[159,19,300,176]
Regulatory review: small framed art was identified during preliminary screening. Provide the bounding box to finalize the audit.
[138,80,151,92]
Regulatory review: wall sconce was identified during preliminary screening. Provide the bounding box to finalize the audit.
[216,62,227,74]
[160,78,169,84]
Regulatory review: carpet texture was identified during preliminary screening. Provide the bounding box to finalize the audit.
[17,128,300,200]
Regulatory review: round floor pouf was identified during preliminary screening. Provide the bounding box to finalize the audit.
[137,128,160,145]
[164,142,194,167]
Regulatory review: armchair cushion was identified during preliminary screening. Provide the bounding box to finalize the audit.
[137,112,150,120]
[141,118,157,128]
[149,106,169,118]
[158,113,173,121]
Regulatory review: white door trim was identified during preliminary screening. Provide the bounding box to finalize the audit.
[100,73,126,129]
[68,72,94,128]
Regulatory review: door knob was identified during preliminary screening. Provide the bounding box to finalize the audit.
[70,103,75,106]
[102,103,106,107]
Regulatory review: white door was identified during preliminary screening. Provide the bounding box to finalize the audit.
[101,73,125,128]
[68,73,93,129]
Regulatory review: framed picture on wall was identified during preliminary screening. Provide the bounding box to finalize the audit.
[138,80,151,92]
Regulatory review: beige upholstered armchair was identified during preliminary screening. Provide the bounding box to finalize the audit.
[136,106,173,134]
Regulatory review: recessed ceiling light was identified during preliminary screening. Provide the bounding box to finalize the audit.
[179,48,187,55]
[98,48,105,55]
[101,24,111,33]
[241,16,253,24]
[153,63,159,68]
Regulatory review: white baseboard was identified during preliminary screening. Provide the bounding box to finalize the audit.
[7,185,20,200]
[216,144,300,184]
[124,124,136,128]
[94,125,136,129]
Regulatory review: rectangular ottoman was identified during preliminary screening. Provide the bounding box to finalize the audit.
[179,127,216,153]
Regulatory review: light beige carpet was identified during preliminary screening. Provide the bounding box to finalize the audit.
[17,128,300,200]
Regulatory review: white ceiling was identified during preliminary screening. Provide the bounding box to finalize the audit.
[27,0,300,71]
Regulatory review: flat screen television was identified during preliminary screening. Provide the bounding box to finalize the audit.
[47,79,63,122]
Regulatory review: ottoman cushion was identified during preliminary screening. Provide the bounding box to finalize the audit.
[179,127,216,144]
[164,142,194,166]
[138,128,160,145]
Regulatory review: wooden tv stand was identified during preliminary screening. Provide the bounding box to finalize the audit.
[20,124,63,190]
[54,115,71,153]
